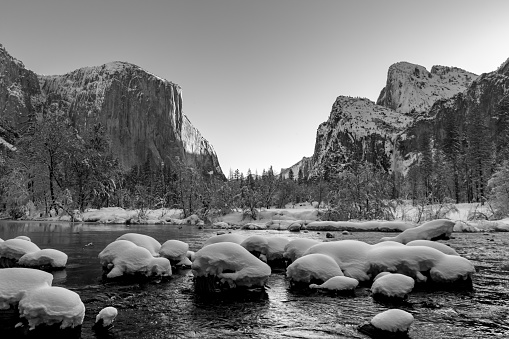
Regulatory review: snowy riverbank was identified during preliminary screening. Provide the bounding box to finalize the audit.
[12,202,509,233]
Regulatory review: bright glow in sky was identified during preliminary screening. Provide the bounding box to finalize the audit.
[1,0,509,176]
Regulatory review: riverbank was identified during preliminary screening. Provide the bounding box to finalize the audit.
[6,202,509,233]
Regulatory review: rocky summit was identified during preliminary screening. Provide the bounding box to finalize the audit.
[285,58,509,183]
[0,44,223,177]
[376,62,477,115]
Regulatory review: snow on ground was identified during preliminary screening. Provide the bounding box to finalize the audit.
[370,273,415,298]
[305,220,413,232]
[309,276,359,291]
[18,286,85,330]
[0,268,53,309]
[286,253,344,284]
[82,207,137,223]
[20,201,509,234]
[380,219,454,244]
[370,309,414,333]
[18,249,68,268]
[192,242,271,288]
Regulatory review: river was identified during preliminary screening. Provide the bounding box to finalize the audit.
[1,220,508,338]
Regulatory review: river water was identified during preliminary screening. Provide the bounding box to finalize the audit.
[1,220,508,339]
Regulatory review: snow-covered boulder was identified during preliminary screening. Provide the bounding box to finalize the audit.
[454,221,481,232]
[18,249,68,269]
[212,222,230,229]
[367,245,474,283]
[82,207,136,223]
[283,238,320,263]
[0,238,41,260]
[309,276,358,292]
[159,240,189,263]
[381,219,454,244]
[0,268,53,309]
[192,242,271,290]
[305,221,413,232]
[240,235,268,257]
[95,306,118,327]
[98,240,171,279]
[370,308,414,333]
[303,240,374,281]
[266,237,290,262]
[203,233,246,247]
[14,235,31,241]
[371,273,415,299]
[18,286,85,330]
[406,240,459,256]
[160,239,191,267]
[286,253,343,284]
[241,223,267,230]
[116,233,161,256]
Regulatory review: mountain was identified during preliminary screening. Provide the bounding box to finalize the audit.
[280,156,313,179]
[0,44,223,177]
[298,58,509,202]
[376,62,477,114]
[282,61,479,179]
[310,96,414,176]
[0,44,42,150]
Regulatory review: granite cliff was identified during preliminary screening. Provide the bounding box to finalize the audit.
[293,59,509,188]
[376,62,477,114]
[0,44,223,177]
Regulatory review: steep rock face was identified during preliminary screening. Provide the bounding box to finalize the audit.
[376,62,477,114]
[311,96,413,176]
[39,62,223,176]
[0,44,42,150]
[280,156,313,179]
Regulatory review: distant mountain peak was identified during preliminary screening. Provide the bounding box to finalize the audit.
[377,61,477,114]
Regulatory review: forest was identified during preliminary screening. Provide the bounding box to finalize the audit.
[1,109,509,223]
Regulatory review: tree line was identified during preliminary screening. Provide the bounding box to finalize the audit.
[2,107,509,221]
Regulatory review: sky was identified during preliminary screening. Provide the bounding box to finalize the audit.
[1,0,509,176]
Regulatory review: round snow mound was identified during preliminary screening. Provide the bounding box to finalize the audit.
[95,306,118,327]
[0,239,41,260]
[370,309,414,333]
[18,286,85,330]
[309,276,358,291]
[0,268,53,309]
[371,273,415,298]
[192,242,271,289]
[286,253,343,284]
[18,249,68,268]
[159,240,189,261]
[116,233,161,256]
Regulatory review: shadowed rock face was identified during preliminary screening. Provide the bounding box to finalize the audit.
[0,44,42,148]
[0,45,223,177]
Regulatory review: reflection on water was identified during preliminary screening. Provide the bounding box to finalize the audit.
[1,220,509,338]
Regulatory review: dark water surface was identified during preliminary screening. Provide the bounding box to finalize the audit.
[1,220,508,339]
